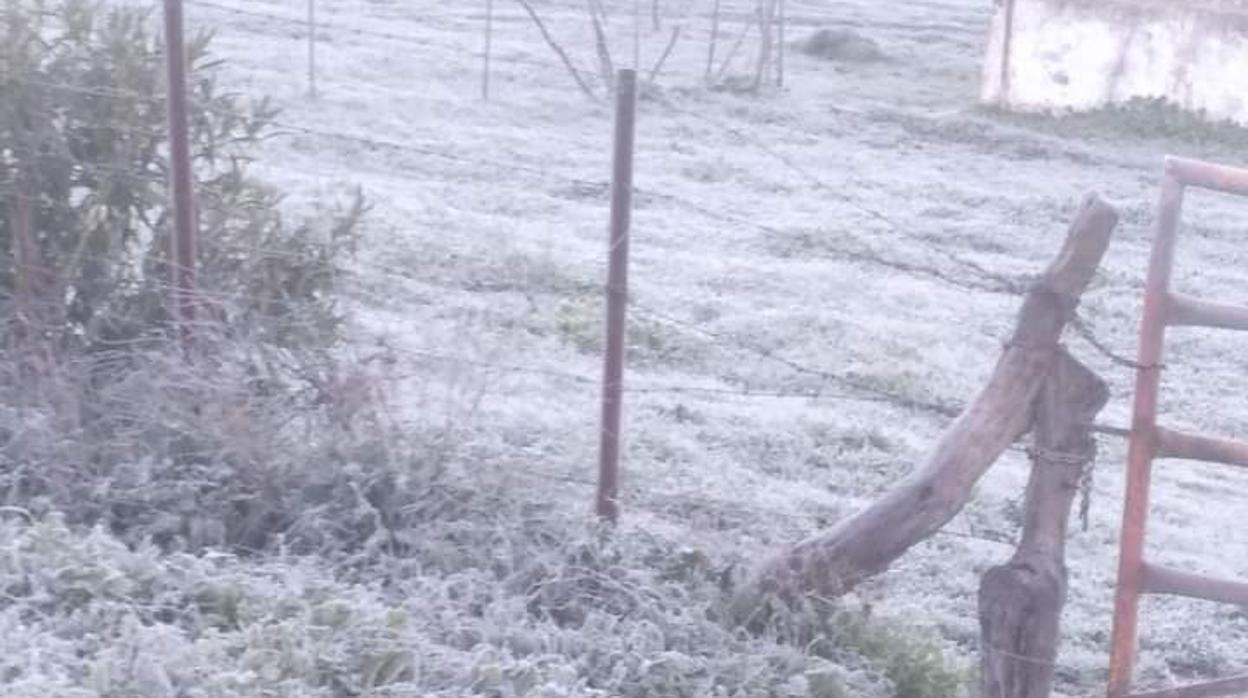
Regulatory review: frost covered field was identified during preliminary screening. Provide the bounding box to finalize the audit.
[10,0,1248,695]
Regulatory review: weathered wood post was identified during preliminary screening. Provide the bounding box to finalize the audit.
[979,350,1108,698]
[728,193,1119,627]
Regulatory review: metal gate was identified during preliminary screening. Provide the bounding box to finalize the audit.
[1108,156,1248,698]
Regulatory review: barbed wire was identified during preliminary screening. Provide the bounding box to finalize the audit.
[1069,312,1157,371]
[5,75,168,102]
[2,1,1145,419]
[4,8,1021,300]
[656,97,1025,295]
[629,298,963,417]
[392,343,915,403]
[184,0,603,79]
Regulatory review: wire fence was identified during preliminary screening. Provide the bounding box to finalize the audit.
[0,1,1149,679]
[2,0,1144,472]
[1,0,1143,403]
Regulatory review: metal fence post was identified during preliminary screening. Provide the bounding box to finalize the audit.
[163,0,197,346]
[597,69,637,523]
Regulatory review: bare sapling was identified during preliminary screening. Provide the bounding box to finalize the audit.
[514,0,600,101]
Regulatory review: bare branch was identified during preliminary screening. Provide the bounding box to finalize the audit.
[514,0,600,102]
[646,24,682,84]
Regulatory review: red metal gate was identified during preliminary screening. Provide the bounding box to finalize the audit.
[1108,156,1248,698]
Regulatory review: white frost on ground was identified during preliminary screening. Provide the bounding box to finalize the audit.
[90,0,1248,693]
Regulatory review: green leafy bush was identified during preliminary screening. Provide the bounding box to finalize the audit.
[1,0,362,345]
[0,0,424,555]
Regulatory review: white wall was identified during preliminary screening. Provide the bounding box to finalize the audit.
[982,0,1248,125]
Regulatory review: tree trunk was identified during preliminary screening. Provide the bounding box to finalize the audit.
[979,349,1108,698]
[728,193,1119,628]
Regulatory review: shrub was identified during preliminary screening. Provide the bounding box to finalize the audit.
[0,0,431,555]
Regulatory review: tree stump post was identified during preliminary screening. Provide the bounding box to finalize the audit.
[728,193,1119,628]
[978,349,1108,698]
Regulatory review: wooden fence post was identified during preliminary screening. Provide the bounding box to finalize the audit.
[597,69,637,523]
[978,350,1108,698]
[728,193,1119,627]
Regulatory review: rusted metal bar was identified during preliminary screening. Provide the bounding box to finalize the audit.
[1108,172,1186,697]
[1167,292,1248,331]
[1155,426,1248,468]
[1127,674,1248,698]
[1140,563,1248,605]
[163,0,198,347]
[597,69,637,524]
[1167,156,1248,196]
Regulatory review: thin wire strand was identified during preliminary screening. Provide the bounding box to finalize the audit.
[184,0,600,78]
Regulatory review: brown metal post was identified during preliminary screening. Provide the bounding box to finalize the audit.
[597,69,637,523]
[1107,170,1185,697]
[163,0,197,346]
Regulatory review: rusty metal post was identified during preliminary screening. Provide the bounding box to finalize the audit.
[1107,170,1185,697]
[163,0,197,346]
[597,69,637,523]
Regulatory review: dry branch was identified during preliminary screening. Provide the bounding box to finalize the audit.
[775,0,785,86]
[715,10,757,83]
[727,193,1119,627]
[587,0,615,92]
[647,24,682,84]
[705,0,721,83]
[979,349,1108,698]
[482,0,494,100]
[752,0,775,92]
[515,0,600,101]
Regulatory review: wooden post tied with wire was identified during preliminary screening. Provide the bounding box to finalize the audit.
[1107,156,1248,698]
[596,69,637,523]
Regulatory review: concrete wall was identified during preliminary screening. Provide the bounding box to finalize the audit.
[982,0,1248,125]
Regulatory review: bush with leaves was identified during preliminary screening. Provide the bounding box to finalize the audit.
[1,0,363,345]
[0,0,430,554]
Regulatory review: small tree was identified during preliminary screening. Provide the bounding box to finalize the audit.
[1,0,362,350]
[0,0,406,552]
